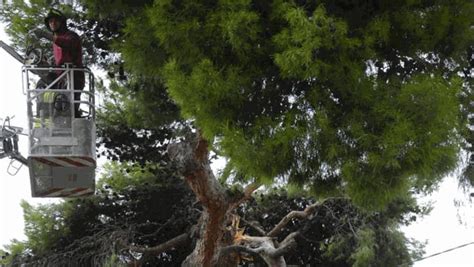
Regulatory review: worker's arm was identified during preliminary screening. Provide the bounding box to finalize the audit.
[31,28,53,40]
[53,32,80,50]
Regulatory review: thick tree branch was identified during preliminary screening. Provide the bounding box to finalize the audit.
[267,201,321,237]
[218,199,350,266]
[219,231,299,266]
[272,231,299,258]
[241,218,266,236]
[218,244,261,258]
[266,198,348,238]
[235,235,287,266]
[243,182,260,199]
[229,182,261,210]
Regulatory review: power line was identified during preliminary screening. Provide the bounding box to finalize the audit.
[414,241,474,263]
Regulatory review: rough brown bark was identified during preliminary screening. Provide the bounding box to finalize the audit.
[168,131,237,266]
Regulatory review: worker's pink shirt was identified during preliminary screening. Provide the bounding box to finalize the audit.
[53,30,83,67]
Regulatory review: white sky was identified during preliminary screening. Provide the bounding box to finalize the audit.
[0,25,59,248]
[0,25,473,265]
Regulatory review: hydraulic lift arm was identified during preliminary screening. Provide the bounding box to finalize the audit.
[0,117,28,175]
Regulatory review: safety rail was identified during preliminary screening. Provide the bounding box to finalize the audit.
[22,64,95,157]
[22,64,95,116]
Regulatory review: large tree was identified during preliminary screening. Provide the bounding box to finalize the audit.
[110,1,473,265]
[0,0,473,266]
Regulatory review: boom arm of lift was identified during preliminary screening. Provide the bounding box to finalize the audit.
[0,40,36,174]
[0,117,28,175]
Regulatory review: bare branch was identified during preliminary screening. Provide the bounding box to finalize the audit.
[347,219,358,237]
[229,182,261,210]
[233,235,287,266]
[267,201,321,237]
[134,216,176,240]
[243,182,261,198]
[272,231,299,258]
[219,245,261,258]
[267,197,349,237]
[241,218,266,236]
[129,233,190,255]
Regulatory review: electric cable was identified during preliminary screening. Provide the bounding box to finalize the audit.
[413,241,474,263]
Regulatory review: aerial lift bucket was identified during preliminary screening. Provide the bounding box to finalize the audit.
[23,64,96,197]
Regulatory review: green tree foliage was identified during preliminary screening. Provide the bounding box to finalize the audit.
[0,0,472,265]
[21,200,68,255]
[2,1,471,202]
[1,162,198,266]
[112,0,473,208]
[96,76,181,165]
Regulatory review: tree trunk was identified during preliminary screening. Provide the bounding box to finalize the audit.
[168,131,238,266]
[168,131,296,266]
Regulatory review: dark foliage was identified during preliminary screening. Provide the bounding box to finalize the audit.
[11,171,198,266]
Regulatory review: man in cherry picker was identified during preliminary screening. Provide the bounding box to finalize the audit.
[35,8,84,118]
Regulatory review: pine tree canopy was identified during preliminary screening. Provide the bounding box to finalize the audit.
[1,1,471,209]
[109,0,473,208]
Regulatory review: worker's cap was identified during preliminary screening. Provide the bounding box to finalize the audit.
[44,8,67,31]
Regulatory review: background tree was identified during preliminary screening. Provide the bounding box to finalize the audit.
[0,162,425,266]
[0,0,472,266]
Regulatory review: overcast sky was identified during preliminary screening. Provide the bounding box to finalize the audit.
[0,24,473,265]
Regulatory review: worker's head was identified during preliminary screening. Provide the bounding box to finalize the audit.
[44,9,67,33]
